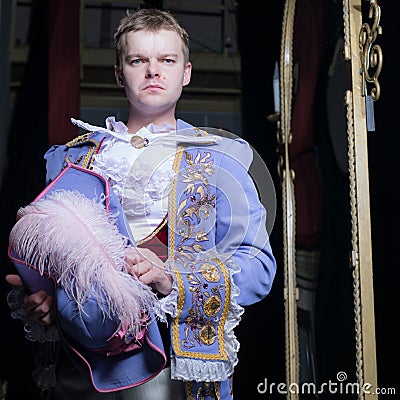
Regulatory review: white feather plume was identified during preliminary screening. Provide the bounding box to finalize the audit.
[9,189,158,335]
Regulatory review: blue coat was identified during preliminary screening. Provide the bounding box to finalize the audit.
[43,119,277,398]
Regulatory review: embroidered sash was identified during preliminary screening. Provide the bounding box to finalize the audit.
[169,145,236,399]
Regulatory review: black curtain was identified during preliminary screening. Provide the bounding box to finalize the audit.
[0,1,49,399]
[236,1,286,398]
[367,0,400,391]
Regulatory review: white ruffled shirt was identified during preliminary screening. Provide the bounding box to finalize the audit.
[88,116,177,242]
[70,117,223,243]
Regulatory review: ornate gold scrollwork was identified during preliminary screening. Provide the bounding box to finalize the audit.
[359,0,383,100]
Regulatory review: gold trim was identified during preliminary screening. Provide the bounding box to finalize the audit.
[136,215,168,246]
[279,0,299,397]
[81,144,97,169]
[185,382,194,400]
[170,144,185,354]
[65,131,94,147]
[343,0,351,60]
[64,132,100,169]
[345,0,378,397]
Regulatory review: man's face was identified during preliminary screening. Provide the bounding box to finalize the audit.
[115,29,192,116]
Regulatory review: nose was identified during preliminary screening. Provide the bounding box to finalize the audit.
[146,60,160,78]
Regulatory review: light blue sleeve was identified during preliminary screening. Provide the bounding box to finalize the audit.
[215,138,277,306]
[43,144,69,184]
[56,286,119,348]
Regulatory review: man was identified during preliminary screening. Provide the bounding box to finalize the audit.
[6,8,276,400]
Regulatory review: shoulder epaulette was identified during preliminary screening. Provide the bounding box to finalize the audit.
[193,127,209,136]
[65,131,96,147]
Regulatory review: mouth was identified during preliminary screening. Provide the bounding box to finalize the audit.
[143,84,164,90]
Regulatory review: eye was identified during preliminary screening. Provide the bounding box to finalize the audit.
[130,59,143,65]
[164,58,175,64]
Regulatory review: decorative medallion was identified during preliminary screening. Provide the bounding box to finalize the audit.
[204,295,222,317]
[199,323,217,345]
[130,135,149,149]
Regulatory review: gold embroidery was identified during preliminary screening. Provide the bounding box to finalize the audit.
[184,375,222,399]
[176,150,215,255]
[200,263,220,282]
[196,382,217,399]
[170,147,230,360]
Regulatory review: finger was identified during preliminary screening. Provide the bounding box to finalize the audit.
[125,246,140,259]
[40,308,56,326]
[27,296,55,325]
[24,290,51,311]
[125,247,142,268]
[5,274,24,287]
[136,248,164,269]
[131,261,149,278]
[137,261,163,281]
[136,248,158,262]
[36,297,55,325]
[138,265,173,295]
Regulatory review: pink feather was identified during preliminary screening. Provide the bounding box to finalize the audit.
[9,189,158,335]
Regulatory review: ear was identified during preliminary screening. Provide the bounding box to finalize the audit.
[114,65,124,87]
[182,62,192,87]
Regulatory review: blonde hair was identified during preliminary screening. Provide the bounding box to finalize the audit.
[114,8,190,67]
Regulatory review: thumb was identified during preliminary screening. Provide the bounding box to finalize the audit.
[5,274,23,287]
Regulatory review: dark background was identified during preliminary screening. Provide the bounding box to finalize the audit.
[236,1,399,399]
[0,0,398,399]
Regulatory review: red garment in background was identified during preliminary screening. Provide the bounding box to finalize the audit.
[290,0,324,249]
[48,0,80,146]
[138,222,169,262]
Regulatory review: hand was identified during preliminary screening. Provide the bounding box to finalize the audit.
[125,247,173,296]
[5,274,55,325]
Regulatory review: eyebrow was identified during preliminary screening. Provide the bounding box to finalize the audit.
[125,53,179,59]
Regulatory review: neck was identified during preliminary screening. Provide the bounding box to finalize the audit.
[126,108,177,134]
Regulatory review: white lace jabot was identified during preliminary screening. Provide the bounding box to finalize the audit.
[70,117,222,242]
[72,117,176,241]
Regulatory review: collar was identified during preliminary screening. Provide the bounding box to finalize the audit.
[70,117,222,145]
